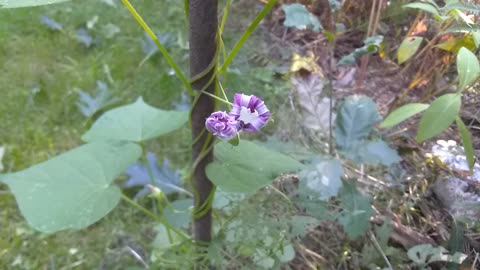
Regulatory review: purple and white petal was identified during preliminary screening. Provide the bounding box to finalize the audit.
[205,111,239,140]
[230,93,270,132]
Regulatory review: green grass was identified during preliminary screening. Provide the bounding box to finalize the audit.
[0,0,283,268]
[0,0,192,268]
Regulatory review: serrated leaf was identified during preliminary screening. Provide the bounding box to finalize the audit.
[456,117,474,171]
[294,187,336,221]
[289,216,320,238]
[124,153,186,198]
[380,103,429,128]
[416,93,461,142]
[397,37,423,64]
[335,95,381,149]
[300,158,343,200]
[337,181,374,239]
[282,3,322,32]
[0,141,141,233]
[404,2,440,17]
[206,141,305,193]
[82,97,188,143]
[457,47,480,92]
[343,140,401,166]
[0,0,69,8]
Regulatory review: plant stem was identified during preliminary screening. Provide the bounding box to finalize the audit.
[120,194,189,240]
[140,144,156,187]
[217,0,276,74]
[121,0,194,95]
[200,90,233,106]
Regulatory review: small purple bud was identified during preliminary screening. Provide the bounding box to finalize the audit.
[230,93,270,132]
[205,111,239,140]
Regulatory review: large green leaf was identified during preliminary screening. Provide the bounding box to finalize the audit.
[0,0,70,8]
[416,93,461,142]
[82,97,188,143]
[300,158,343,200]
[457,47,480,92]
[335,95,381,149]
[206,141,305,193]
[456,117,475,171]
[380,103,429,128]
[397,37,424,64]
[343,140,401,166]
[281,3,322,32]
[0,141,141,233]
[337,181,374,240]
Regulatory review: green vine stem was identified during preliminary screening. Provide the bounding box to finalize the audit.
[217,0,276,74]
[121,0,194,96]
[120,193,189,241]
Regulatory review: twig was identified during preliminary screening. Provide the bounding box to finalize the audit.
[297,244,328,263]
[368,230,393,270]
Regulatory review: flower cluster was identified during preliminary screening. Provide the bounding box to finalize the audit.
[205,93,270,140]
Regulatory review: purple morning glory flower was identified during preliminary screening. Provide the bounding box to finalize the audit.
[205,111,238,140]
[230,93,270,132]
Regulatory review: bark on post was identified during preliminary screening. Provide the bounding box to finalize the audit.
[189,0,217,243]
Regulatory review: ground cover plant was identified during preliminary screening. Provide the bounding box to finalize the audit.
[2,0,480,269]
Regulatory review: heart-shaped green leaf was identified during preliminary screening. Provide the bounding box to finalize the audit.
[82,97,188,143]
[457,47,480,92]
[0,0,70,8]
[206,141,305,193]
[380,103,429,128]
[0,141,141,233]
[416,93,461,142]
[335,95,381,149]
